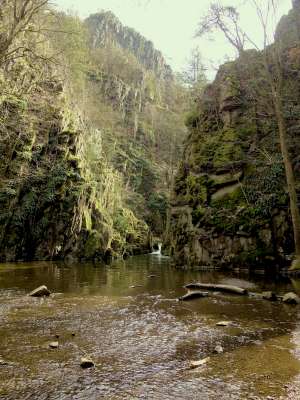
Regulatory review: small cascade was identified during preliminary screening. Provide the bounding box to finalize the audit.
[151,243,162,255]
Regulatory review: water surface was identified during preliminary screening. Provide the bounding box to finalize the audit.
[0,255,300,399]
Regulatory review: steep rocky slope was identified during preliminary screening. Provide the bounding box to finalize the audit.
[0,61,149,262]
[170,2,300,270]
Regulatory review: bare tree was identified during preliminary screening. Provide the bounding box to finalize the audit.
[251,0,300,270]
[0,0,49,65]
[196,2,246,55]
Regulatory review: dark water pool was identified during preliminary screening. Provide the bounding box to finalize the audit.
[0,255,300,399]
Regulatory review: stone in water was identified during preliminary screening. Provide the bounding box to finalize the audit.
[80,357,95,369]
[29,285,51,297]
[216,321,231,327]
[189,357,210,369]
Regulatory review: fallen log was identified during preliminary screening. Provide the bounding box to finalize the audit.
[178,291,209,301]
[185,283,248,295]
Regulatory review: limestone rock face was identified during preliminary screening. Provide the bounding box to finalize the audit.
[85,12,172,80]
[85,11,174,140]
[0,62,149,262]
[170,6,300,270]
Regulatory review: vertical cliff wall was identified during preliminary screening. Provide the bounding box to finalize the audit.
[170,3,300,270]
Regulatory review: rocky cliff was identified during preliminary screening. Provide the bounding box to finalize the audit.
[83,11,186,236]
[0,36,149,263]
[85,11,172,80]
[170,2,300,270]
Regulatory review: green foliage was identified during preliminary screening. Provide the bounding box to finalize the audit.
[48,11,90,96]
[185,110,200,129]
[84,230,103,258]
[146,192,168,233]
[244,160,287,216]
[213,129,243,168]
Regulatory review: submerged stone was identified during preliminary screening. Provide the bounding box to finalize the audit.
[189,357,210,369]
[80,357,95,369]
[29,285,51,297]
[216,321,231,327]
[214,345,224,354]
[0,358,8,366]
[282,292,300,304]
[262,291,278,301]
[178,291,209,301]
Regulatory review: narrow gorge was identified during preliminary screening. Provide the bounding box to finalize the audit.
[2,2,300,400]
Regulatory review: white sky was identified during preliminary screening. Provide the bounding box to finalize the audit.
[53,0,293,79]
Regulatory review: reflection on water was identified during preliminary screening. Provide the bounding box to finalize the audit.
[0,255,300,399]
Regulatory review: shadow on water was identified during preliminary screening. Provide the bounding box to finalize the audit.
[0,255,300,399]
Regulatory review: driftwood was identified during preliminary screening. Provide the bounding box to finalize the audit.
[185,283,248,295]
[178,291,209,301]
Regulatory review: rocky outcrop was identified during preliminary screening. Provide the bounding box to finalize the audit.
[275,0,300,46]
[85,11,172,80]
[170,5,300,270]
[87,70,145,136]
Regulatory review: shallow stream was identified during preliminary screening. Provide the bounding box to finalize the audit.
[1,255,300,399]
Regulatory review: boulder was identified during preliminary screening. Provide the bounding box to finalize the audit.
[282,292,300,305]
[29,285,51,297]
[80,357,95,369]
[262,291,278,301]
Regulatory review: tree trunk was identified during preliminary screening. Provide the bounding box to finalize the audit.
[272,91,300,267]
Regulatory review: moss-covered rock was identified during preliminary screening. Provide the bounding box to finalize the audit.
[0,53,150,262]
[170,6,300,270]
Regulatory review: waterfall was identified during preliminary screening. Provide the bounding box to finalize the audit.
[151,243,162,255]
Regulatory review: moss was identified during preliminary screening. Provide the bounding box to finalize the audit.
[83,207,92,231]
[84,230,103,258]
[186,174,209,205]
[185,110,200,129]
[0,94,28,111]
[191,205,206,225]
[213,128,243,168]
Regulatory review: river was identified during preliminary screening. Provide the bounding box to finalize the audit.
[0,255,300,399]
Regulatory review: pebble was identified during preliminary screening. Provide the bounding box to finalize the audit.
[214,345,224,354]
[49,341,59,349]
